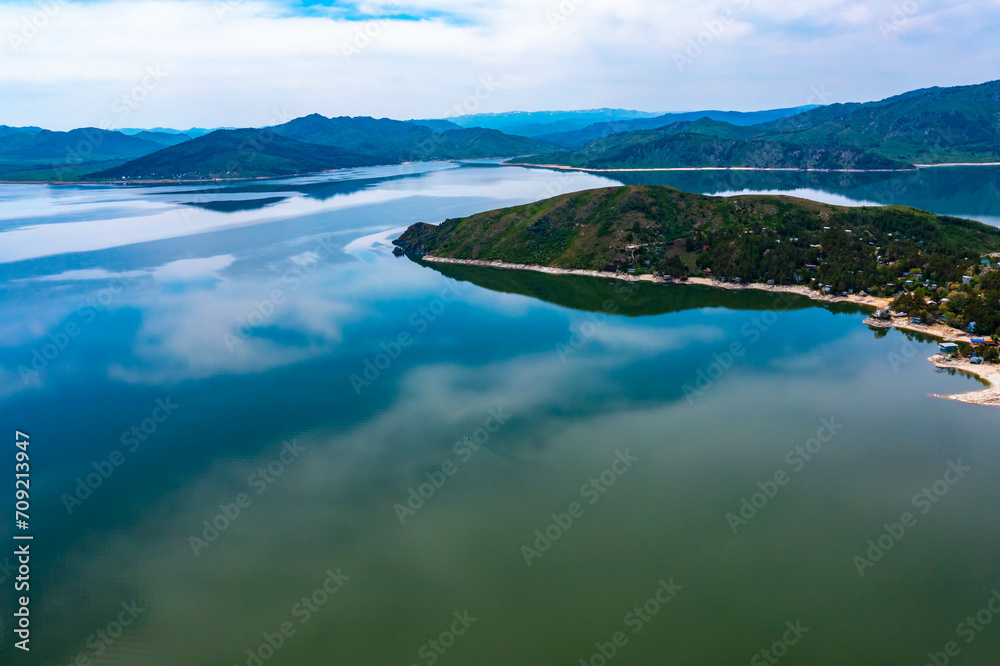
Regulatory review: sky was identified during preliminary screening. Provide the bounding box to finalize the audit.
[0,0,998,130]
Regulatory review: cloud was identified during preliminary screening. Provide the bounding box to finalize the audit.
[0,0,997,130]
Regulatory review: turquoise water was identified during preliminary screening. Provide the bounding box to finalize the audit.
[2,163,1000,665]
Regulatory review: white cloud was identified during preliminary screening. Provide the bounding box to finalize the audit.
[0,0,996,129]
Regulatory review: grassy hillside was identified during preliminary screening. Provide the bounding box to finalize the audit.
[762,81,1000,164]
[87,129,388,180]
[394,185,1000,335]
[518,120,910,170]
[0,128,164,161]
[271,114,555,161]
[518,80,1000,169]
[535,106,817,146]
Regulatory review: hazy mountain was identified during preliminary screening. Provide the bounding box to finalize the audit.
[87,129,389,180]
[535,106,820,146]
[119,127,218,137]
[408,119,463,132]
[446,109,664,136]
[0,128,164,161]
[271,114,555,161]
[0,125,44,137]
[131,131,193,146]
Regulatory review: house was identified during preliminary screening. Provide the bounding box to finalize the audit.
[982,259,991,266]
[939,342,959,355]
[911,317,922,324]
[967,322,977,333]
[963,275,973,284]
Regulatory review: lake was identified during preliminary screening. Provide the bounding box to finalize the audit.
[2,162,1000,665]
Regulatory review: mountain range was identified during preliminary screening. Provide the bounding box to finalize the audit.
[0,79,997,181]
[515,80,1000,171]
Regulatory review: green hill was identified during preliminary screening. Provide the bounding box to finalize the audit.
[516,120,911,170]
[534,106,817,146]
[394,185,1000,335]
[0,128,164,161]
[759,80,1000,164]
[517,80,1000,170]
[271,114,555,161]
[87,129,388,180]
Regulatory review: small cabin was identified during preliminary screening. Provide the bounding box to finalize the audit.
[939,342,959,355]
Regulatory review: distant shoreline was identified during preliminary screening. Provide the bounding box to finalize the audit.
[504,163,918,173]
[4,160,1000,185]
[505,162,1000,173]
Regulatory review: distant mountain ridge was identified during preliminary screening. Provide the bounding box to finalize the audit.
[87,115,558,181]
[3,80,999,181]
[535,106,819,146]
[270,114,554,162]
[88,129,386,180]
[515,80,1000,170]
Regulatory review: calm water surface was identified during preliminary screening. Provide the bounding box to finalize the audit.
[2,162,999,665]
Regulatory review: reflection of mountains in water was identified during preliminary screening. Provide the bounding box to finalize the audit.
[172,171,423,212]
[604,167,1000,222]
[418,258,868,318]
[169,163,1000,221]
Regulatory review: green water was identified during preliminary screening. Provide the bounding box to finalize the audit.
[2,163,1000,665]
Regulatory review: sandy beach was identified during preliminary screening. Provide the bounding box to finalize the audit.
[423,255,890,308]
[927,355,1000,406]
